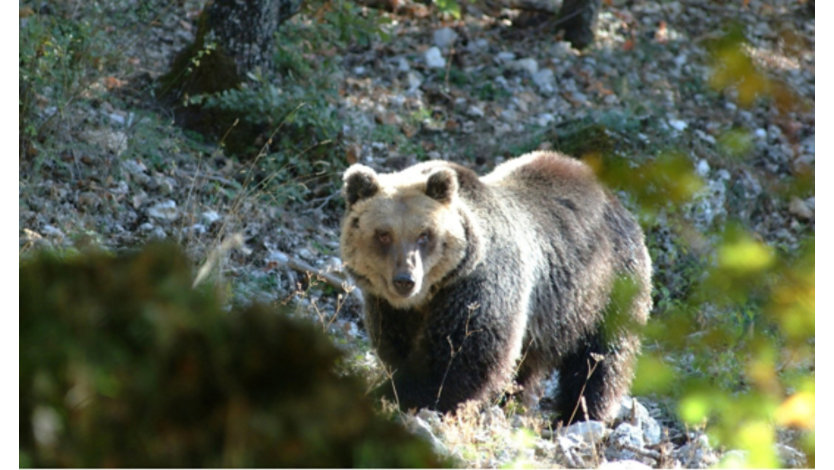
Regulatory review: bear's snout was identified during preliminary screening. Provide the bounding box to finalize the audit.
[392,272,416,296]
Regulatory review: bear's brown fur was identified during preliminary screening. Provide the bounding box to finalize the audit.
[340,151,652,422]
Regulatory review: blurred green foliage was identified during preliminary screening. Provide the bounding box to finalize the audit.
[19,3,119,158]
[625,25,813,468]
[553,20,814,469]
[20,244,450,467]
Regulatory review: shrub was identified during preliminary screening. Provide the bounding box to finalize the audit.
[20,243,449,467]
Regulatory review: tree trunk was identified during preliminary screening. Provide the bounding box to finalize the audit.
[556,0,601,49]
[157,0,300,154]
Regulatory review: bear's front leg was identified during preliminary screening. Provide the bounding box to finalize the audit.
[380,279,526,413]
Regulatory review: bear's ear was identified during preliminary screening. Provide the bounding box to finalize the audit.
[343,164,380,206]
[425,168,458,203]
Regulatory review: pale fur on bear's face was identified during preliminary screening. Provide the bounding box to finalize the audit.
[340,164,468,309]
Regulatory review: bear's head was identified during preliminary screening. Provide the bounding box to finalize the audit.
[339,163,469,309]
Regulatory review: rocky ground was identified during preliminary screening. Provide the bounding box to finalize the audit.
[19,0,814,467]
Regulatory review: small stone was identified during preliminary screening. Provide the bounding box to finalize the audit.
[148,200,179,222]
[776,443,807,467]
[674,433,717,468]
[467,105,485,118]
[469,38,489,52]
[151,226,167,240]
[788,196,813,220]
[403,414,447,455]
[696,159,710,177]
[77,191,101,210]
[695,129,717,144]
[433,27,458,49]
[532,68,556,95]
[110,180,129,196]
[614,397,662,446]
[81,129,127,157]
[106,112,126,126]
[511,57,539,76]
[553,41,573,58]
[718,450,749,467]
[424,47,446,69]
[668,119,688,131]
[395,56,410,72]
[41,225,65,239]
[561,420,607,444]
[536,113,556,126]
[132,191,148,209]
[599,459,652,470]
[605,422,644,461]
[500,108,518,123]
[406,71,423,92]
[202,210,222,224]
[495,51,517,63]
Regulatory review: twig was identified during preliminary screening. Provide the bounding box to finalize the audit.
[269,250,354,294]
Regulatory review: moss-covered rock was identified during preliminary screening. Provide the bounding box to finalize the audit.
[20,243,449,467]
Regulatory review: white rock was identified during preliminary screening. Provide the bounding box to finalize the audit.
[553,41,573,58]
[190,223,207,235]
[674,434,717,468]
[614,397,662,446]
[151,227,167,239]
[668,119,688,131]
[789,196,814,220]
[532,68,556,95]
[696,159,710,177]
[718,450,748,467]
[433,27,458,49]
[511,57,539,76]
[406,71,423,92]
[82,129,128,157]
[469,38,489,52]
[605,423,644,461]
[495,51,517,63]
[776,443,807,467]
[41,225,65,238]
[561,420,607,444]
[599,459,652,470]
[424,47,446,69]
[536,113,556,126]
[106,112,126,125]
[202,210,221,224]
[500,108,518,123]
[109,181,129,198]
[32,406,61,447]
[694,129,716,144]
[147,200,179,222]
[467,105,485,118]
[395,56,410,72]
[404,413,448,455]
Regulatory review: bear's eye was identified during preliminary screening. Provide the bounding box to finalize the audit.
[376,231,392,245]
[417,230,432,246]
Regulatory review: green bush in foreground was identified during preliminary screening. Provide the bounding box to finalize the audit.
[20,243,448,467]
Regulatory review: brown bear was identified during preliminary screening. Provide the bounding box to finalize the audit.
[339,151,652,422]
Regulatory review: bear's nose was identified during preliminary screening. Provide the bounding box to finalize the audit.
[392,273,416,296]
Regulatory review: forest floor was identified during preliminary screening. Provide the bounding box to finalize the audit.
[19,0,814,467]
